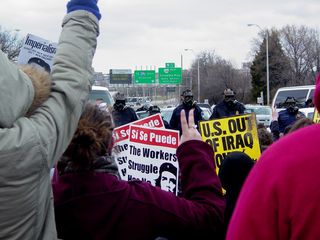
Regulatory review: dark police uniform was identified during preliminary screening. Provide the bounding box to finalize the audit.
[112,107,138,127]
[210,100,245,119]
[277,109,305,133]
[170,104,203,134]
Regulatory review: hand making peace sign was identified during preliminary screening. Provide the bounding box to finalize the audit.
[179,109,203,145]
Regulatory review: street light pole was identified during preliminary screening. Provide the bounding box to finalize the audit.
[248,24,270,105]
[266,31,270,105]
[179,53,183,100]
[197,58,200,103]
[184,48,200,102]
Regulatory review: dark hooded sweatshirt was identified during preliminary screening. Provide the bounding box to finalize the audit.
[218,152,255,239]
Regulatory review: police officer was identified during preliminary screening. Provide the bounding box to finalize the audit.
[270,97,305,139]
[148,105,170,129]
[210,88,245,119]
[112,92,138,127]
[169,89,203,134]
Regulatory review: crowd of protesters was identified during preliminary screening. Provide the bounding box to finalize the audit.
[2,0,320,240]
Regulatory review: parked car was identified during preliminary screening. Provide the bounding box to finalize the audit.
[211,104,216,112]
[197,103,211,109]
[244,104,272,127]
[200,107,212,121]
[300,107,315,119]
[272,85,314,109]
[135,110,150,119]
[127,97,152,110]
[88,86,114,106]
[161,107,175,124]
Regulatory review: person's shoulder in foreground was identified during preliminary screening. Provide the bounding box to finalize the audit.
[227,124,320,239]
[227,74,320,240]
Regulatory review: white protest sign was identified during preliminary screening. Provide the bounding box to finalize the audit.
[113,113,165,179]
[17,33,57,72]
[127,125,180,195]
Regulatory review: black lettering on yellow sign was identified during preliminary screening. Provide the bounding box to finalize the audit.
[216,150,257,167]
[202,122,223,138]
[213,122,223,135]
[215,152,228,168]
[205,138,219,152]
[221,133,254,151]
[227,116,253,133]
[202,123,210,137]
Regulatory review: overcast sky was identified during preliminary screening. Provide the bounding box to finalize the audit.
[1,0,319,72]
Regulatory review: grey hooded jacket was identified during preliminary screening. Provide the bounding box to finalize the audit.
[0,10,99,239]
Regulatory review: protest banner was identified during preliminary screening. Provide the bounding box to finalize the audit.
[17,33,57,73]
[113,114,165,179]
[127,125,180,195]
[199,114,261,173]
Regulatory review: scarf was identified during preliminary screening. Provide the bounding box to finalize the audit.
[57,154,120,178]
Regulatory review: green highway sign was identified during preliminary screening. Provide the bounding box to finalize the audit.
[109,69,132,84]
[158,67,182,84]
[165,63,175,68]
[134,70,156,84]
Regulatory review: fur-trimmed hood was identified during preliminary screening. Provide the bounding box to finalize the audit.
[19,65,51,117]
[0,51,34,127]
[0,51,51,128]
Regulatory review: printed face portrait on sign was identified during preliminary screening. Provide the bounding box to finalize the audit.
[28,57,51,73]
[126,125,180,195]
[17,33,57,73]
[155,162,177,193]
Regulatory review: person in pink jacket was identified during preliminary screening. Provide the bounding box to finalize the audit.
[52,104,225,240]
[227,74,320,240]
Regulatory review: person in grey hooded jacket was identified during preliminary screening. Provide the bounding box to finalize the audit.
[0,0,100,239]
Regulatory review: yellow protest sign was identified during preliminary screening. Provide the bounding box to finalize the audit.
[313,108,320,123]
[199,114,261,173]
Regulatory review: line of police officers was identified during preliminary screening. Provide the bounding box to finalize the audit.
[110,89,305,138]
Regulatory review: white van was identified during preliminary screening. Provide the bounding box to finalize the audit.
[88,86,114,106]
[272,85,315,108]
[272,85,315,118]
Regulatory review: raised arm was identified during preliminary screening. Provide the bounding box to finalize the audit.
[30,1,100,167]
[0,1,102,239]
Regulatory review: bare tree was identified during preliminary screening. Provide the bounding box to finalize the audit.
[0,26,23,61]
[188,50,251,104]
[280,25,320,85]
[305,28,320,81]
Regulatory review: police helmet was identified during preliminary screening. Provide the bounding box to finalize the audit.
[284,97,296,104]
[148,105,161,114]
[114,92,126,102]
[182,89,193,97]
[223,88,235,97]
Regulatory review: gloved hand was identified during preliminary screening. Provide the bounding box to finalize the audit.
[67,0,101,20]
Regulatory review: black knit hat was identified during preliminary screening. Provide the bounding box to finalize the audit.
[28,57,51,73]
[218,151,254,192]
[159,162,177,176]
